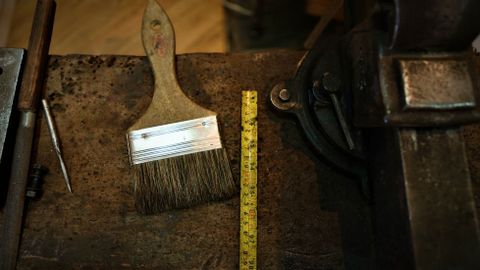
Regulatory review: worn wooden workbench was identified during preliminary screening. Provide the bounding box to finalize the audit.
[10,51,345,269]
[6,51,480,269]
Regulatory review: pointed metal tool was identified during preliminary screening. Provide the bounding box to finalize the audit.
[41,99,72,193]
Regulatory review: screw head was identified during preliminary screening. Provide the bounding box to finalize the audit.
[322,72,341,93]
[270,82,295,111]
[279,88,290,101]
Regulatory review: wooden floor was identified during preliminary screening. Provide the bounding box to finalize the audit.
[6,0,226,55]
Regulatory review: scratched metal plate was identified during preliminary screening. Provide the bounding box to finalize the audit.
[397,58,476,110]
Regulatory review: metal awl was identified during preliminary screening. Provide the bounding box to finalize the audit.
[41,99,72,193]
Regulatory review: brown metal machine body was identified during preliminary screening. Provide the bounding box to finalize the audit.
[3,49,479,270]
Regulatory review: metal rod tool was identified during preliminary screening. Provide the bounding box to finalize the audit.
[41,99,72,193]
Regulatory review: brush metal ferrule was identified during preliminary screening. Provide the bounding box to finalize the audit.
[127,116,222,165]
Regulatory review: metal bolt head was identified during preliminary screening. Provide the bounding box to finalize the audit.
[279,88,290,101]
[322,72,341,93]
[270,82,295,111]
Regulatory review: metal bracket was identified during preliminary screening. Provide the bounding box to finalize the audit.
[270,32,369,198]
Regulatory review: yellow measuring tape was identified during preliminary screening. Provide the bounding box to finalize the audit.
[240,90,258,270]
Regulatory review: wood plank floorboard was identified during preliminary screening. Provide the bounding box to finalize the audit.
[7,0,226,55]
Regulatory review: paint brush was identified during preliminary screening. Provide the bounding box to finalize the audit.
[126,0,236,214]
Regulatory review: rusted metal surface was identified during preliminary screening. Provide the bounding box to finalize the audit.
[8,49,480,269]
[7,51,344,269]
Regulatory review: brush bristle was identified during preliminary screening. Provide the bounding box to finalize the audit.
[132,148,236,214]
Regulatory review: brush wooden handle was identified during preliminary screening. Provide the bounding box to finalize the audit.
[129,0,214,131]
